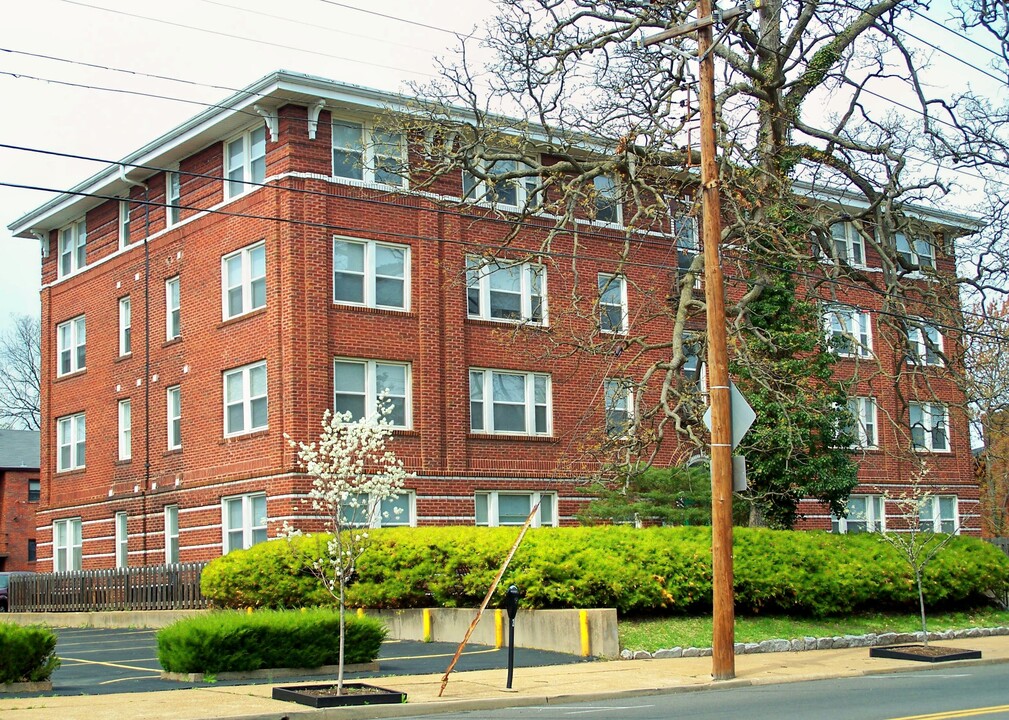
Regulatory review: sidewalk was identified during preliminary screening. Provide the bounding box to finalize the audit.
[3,634,1009,720]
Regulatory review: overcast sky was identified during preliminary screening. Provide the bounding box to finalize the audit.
[0,0,1002,336]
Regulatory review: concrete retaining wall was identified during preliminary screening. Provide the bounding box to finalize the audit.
[1,610,204,628]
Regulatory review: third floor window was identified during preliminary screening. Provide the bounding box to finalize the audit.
[225,125,267,198]
[895,231,935,272]
[58,218,86,278]
[598,273,627,334]
[333,237,408,310]
[831,222,866,267]
[467,257,546,325]
[332,120,405,187]
[824,304,872,358]
[57,315,86,376]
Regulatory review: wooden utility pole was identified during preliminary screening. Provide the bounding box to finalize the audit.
[642,0,759,681]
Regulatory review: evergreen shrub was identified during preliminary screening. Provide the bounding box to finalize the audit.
[0,623,60,683]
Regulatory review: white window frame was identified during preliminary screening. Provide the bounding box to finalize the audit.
[592,175,622,225]
[57,314,86,377]
[166,276,181,340]
[53,517,82,572]
[117,398,132,461]
[475,491,557,527]
[333,358,411,429]
[224,125,267,199]
[832,495,885,534]
[58,218,87,278]
[466,257,547,325]
[895,231,936,272]
[824,304,873,358]
[166,170,182,227]
[598,273,628,334]
[119,200,132,249]
[919,495,959,534]
[222,241,266,320]
[910,401,949,452]
[339,491,416,528]
[604,378,634,437]
[331,119,407,187]
[164,505,180,564]
[846,396,878,449]
[469,368,551,436]
[223,361,268,437]
[222,492,267,554]
[906,319,944,367]
[462,157,540,210]
[167,385,182,450]
[829,221,866,267]
[118,296,132,356]
[56,412,86,472]
[333,237,410,311]
[115,511,129,568]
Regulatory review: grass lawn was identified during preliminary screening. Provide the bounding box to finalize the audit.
[619,608,1009,652]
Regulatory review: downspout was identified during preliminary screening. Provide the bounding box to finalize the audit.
[121,165,151,566]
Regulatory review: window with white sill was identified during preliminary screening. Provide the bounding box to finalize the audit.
[332,120,406,187]
[53,517,82,572]
[831,221,866,267]
[906,319,944,366]
[832,494,885,534]
[895,231,936,272]
[475,491,557,527]
[222,241,266,320]
[919,495,959,534]
[910,401,949,452]
[225,125,267,198]
[164,505,180,564]
[118,296,131,356]
[167,385,182,450]
[592,175,621,224]
[469,368,550,436]
[338,491,415,528]
[824,304,873,358]
[58,218,87,278]
[466,257,546,325]
[598,273,627,334]
[334,358,410,428]
[57,315,86,376]
[223,361,267,436]
[117,398,131,461]
[333,237,409,310]
[462,157,540,209]
[604,378,634,437]
[166,276,181,340]
[844,396,878,449]
[115,511,128,568]
[56,413,86,472]
[222,492,267,553]
[167,170,182,226]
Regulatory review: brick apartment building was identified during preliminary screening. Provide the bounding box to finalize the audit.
[6,70,980,571]
[0,429,40,571]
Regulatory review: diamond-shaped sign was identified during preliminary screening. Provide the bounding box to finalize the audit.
[702,380,756,450]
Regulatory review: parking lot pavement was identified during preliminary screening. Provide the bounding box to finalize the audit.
[48,627,589,696]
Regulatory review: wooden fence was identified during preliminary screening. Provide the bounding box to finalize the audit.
[988,538,1009,558]
[8,562,208,612]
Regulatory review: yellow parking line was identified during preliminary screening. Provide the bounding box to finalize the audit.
[890,705,1009,720]
[59,656,161,674]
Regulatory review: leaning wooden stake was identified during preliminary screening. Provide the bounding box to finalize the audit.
[437,503,539,697]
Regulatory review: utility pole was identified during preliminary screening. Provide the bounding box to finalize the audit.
[642,0,758,681]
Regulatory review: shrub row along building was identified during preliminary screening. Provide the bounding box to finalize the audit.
[6,71,979,571]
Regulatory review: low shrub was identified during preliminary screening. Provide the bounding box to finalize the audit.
[200,526,1009,617]
[156,609,386,674]
[0,623,60,683]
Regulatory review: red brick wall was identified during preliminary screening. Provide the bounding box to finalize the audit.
[0,469,40,571]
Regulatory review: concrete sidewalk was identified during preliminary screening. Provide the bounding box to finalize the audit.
[3,635,1009,720]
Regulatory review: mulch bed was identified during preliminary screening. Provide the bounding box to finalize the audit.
[869,645,982,663]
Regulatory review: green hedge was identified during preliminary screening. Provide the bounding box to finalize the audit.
[156,609,386,674]
[0,624,60,683]
[200,527,1009,617]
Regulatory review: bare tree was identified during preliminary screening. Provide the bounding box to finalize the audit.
[0,314,40,431]
[384,0,1003,526]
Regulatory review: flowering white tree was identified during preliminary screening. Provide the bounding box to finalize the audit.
[284,402,411,693]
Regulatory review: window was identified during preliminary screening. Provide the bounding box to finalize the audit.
[604,378,633,437]
[475,491,557,527]
[222,241,266,319]
[682,335,705,391]
[830,222,865,266]
[58,218,86,278]
[339,492,415,528]
[164,505,179,564]
[824,305,872,357]
[119,200,132,248]
[466,257,546,324]
[470,369,551,435]
[28,479,40,503]
[906,320,944,366]
[333,237,409,310]
[598,273,627,333]
[919,495,958,534]
[118,399,132,461]
[118,296,131,356]
[895,231,935,272]
[910,401,949,452]
[832,495,885,534]
[332,120,405,186]
[593,175,621,224]
[56,413,86,472]
[53,518,82,572]
[845,397,878,448]
[674,214,699,252]
[166,276,181,340]
[222,493,267,553]
[334,359,410,428]
[225,125,267,198]
[115,512,128,568]
[166,170,181,226]
[462,158,539,209]
[167,385,182,450]
[27,539,37,563]
[57,315,86,376]
[223,361,267,436]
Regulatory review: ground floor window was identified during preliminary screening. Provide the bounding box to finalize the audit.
[53,517,82,571]
[474,491,556,527]
[832,495,885,534]
[222,493,267,553]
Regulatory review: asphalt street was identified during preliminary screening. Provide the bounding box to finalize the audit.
[49,627,588,696]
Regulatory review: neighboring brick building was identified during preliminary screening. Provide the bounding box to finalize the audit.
[0,429,40,571]
[6,71,981,571]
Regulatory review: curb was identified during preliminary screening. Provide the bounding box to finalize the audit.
[161,661,380,683]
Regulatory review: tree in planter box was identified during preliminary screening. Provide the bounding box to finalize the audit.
[284,400,411,694]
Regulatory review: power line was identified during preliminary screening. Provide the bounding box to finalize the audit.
[315,0,485,39]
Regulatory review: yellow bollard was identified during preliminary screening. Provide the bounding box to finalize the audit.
[495,609,504,649]
[422,608,432,643]
[246,606,253,615]
[357,607,365,618]
[579,610,591,657]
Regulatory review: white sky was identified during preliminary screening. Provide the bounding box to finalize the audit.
[0,0,1003,336]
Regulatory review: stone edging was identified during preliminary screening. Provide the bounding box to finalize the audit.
[0,681,52,694]
[620,625,1009,660]
[160,661,379,682]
